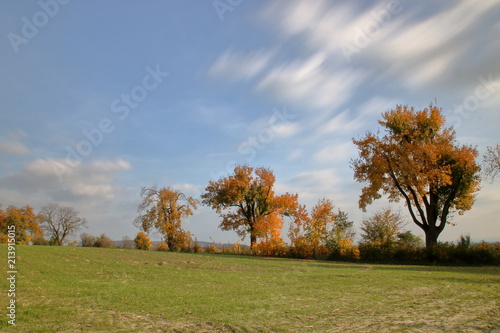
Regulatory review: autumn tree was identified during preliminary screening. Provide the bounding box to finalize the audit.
[306,198,336,258]
[40,203,88,245]
[352,104,481,247]
[134,231,152,250]
[134,186,197,251]
[287,207,313,258]
[360,207,406,246]
[0,205,43,244]
[483,143,500,182]
[202,165,306,248]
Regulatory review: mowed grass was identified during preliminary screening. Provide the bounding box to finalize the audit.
[0,245,499,332]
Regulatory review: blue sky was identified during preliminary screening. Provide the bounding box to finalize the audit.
[1,0,499,244]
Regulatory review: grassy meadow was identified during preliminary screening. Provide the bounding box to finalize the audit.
[1,245,499,332]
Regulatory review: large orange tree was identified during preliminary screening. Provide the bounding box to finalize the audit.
[202,165,306,248]
[352,104,481,247]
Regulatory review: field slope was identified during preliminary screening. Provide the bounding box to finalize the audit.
[1,245,499,332]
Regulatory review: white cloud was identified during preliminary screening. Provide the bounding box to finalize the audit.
[317,110,362,136]
[256,53,365,110]
[357,96,401,118]
[262,0,499,92]
[263,0,327,38]
[209,48,276,81]
[314,140,356,164]
[273,122,300,138]
[172,183,203,197]
[0,158,131,202]
[276,168,343,203]
[0,141,29,155]
[383,1,496,61]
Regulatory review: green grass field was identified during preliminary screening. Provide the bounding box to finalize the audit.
[1,245,499,332]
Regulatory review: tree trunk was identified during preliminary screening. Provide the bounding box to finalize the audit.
[250,233,257,249]
[424,226,441,248]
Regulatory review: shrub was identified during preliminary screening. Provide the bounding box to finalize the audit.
[32,236,50,246]
[356,238,500,265]
[253,240,289,257]
[134,232,152,250]
[289,236,314,259]
[328,238,360,261]
[192,240,203,253]
[94,233,115,248]
[397,231,424,248]
[81,233,97,247]
[204,243,220,254]
[221,243,237,254]
[155,241,168,251]
[359,242,397,262]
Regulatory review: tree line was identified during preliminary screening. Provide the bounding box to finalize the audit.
[129,104,499,263]
[1,104,499,263]
[0,203,87,246]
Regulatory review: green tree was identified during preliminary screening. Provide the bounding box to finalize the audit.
[397,231,424,248]
[329,209,355,242]
[352,104,481,247]
[360,207,406,246]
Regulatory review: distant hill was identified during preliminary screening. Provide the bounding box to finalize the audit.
[112,239,247,250]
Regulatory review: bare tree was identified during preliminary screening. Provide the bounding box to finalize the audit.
[40,203,87,245]
[122,235,134,249]
[483,143,500,183]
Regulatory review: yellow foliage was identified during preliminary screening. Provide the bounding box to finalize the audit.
[135,186,197,252]
[0,205,42,244]
[134,232,152,250]
[352,104,481,246]
[155,241,168,251]
[202,164,306,248]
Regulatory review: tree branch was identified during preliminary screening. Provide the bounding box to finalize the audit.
[387,170,425,229]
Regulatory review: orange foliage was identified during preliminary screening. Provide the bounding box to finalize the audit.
[335,238,360,261]
[352,104,481,247]
[134,232,152,250]
[202,165,306,248]
[135,186,196,252]
[155,241,168,251]
[289,236,314,259]
[0,205,43,244]
[307,198,336,257]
